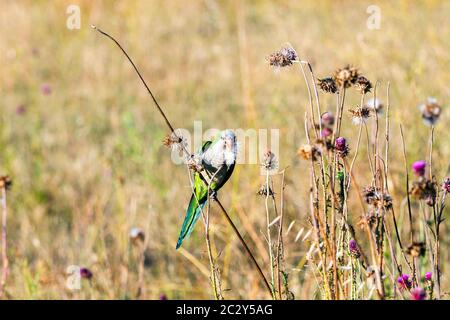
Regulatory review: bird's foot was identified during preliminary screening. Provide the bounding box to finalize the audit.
[187,155,204,172]
[209,191,218,201]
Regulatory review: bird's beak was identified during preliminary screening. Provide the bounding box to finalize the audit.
[224,137,234,151]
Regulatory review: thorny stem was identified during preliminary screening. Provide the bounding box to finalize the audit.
[93,26,272,297]
[297,61,318,139]
[428,126,441,298]
[276,169,287,300]
[0,187,8,298]
[400,124,418,285]
[264,169,276,298]
[304,115,334,299]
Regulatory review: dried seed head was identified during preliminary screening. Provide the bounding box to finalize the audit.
[363,186,377,204]
[267,46,298,68]
[129,227,145,244]
[357,213,376,229]
[187,154,204,173]
[261,150,279,172]
[257,184,275,197]
[348,106,371,125]
[405,242,426,258]
[162,132,186,154]
[410,177,437,206]
[333,65,359,88]
[365,98,383,114]
[0,176,12,190]
[297,144,321,161]
[418,97,442,126]
[363,186,392,210]
[354,76,372,94]
[317,77,338,94]
[381,193,393,210]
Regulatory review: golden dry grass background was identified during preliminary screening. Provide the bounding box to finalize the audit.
[0,0,449,299]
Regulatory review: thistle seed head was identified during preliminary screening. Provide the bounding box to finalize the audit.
[317,77,338,94]
[129,227,145,244]
[261,150,279,172]
[333,65,359,88]
[348,106,371,125]
[354,76,372,94]
[405,242,426,258]
[418,97,442,126]
[0,176,12,190]
[267,46,298,68]
[297,144,321,161]
[365,98,383,114]
[257,184,275,197]
[363,186,392,210]
[410,177,437,206]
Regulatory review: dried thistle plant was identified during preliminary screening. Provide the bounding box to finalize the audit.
[348,106,371,125]
[257,184,275,197]
[333,65,359,88]
[418,97,442,126]
[365,98,384,114]
[405,242,426,258]
[317,77,338,94]
[297,144,321,161]
[267,46,298,68]
[262,150,279,173]
[0,176,12,191]
[410,177,437,206]
[354,76,372,94]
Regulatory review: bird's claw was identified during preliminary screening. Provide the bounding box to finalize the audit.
[209,191,218,201]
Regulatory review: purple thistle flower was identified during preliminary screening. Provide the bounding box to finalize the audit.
[335,137,349,157]
[397,274,412,290]
[41,83,52,95]
[15,104,27,115]
[443,177,450,193]
[159,294,168,300]
[348,239,360,258]
[410,287,426,300]
[80,267,93,280]
[321,127,332,138]
[335,137,346,149]
[412,160,426,176]
[425,272,432,282]
[321,111,335,127]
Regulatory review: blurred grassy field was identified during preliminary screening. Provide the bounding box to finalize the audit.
[0,0,449,299]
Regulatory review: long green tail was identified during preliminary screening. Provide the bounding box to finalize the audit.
[176,194,206,249]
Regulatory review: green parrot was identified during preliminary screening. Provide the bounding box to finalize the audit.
[176,129,237,249]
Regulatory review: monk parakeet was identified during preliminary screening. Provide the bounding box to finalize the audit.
[176,130,237,249]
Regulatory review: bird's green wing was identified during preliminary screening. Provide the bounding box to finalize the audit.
[176,164,209,249]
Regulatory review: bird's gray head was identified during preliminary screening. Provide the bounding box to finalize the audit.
[221,129,236,153]
[221,129,237,166]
